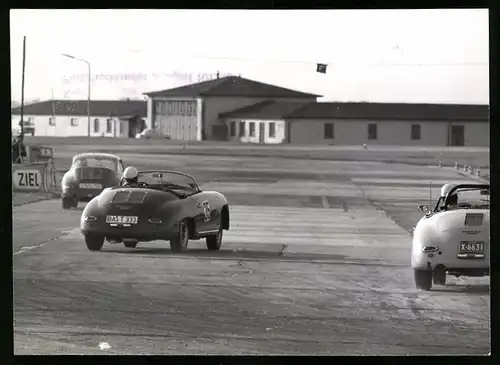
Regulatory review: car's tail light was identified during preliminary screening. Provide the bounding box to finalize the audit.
[422,246,439,253]
[85,216,97,222]
[148,218,162,224]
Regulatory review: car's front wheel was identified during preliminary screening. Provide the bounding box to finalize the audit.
[206,227,223,251]
[85,235,104,251]
[170,220,189,252]
[414,269,433,290]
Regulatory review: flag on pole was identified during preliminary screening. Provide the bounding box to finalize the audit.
[316,63,327,74]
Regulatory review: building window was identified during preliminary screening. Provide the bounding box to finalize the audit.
[93,118,100,133]
[106,119,113,133]
[70,118,78,126]
[324,123,334,139]
[411,124,421,140]
[230,121,236,137]
[239,121,246,137]
[368,123,377,140]
[155,101,165,115]
[249,122,256,137]
[48,117,55,126]
[269,122,276,138]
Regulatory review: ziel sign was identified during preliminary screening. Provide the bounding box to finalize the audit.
[13,169,43,191]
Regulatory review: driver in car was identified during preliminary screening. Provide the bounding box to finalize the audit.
[121,166,140,187]
[446,193,459,209]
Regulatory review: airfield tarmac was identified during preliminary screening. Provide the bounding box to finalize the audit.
[13,153,490,355]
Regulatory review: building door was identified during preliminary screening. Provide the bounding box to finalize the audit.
[259,123,265,144]
[450,125,465,146]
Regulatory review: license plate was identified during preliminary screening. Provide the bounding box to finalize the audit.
[459,241,485,253]
[106,215,138,224]
[80,183,102,189]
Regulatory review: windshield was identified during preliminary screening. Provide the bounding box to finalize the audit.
[448,188,490,209]
[138,171,198,190]
[73,156,118,171]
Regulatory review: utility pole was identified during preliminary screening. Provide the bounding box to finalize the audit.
[19,36,26,137]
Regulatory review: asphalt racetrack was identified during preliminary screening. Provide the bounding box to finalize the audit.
[13,151,490,355]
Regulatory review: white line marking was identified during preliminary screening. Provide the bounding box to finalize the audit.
[13,228,76,256]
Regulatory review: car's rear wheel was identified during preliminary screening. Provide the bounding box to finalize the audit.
[414,269,433,290]
[62,197,72,209]
[170,220,189,252]
[85,235,104,251]
[206,227,223,251]
[433,267,446,285]
[123,240,138,248]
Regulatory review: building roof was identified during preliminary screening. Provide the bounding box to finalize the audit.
[11,99,147,118]
[286,102,490,121]
[143,76,321,98]
[219,100,310,119]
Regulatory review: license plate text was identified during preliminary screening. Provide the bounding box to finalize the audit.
[106,215,138,224]
[459,241,485,253]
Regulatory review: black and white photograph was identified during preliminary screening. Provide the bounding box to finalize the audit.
[11,9,490,355]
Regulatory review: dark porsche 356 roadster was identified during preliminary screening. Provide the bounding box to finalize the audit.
[80,170,230,252]
[61,153,125,209]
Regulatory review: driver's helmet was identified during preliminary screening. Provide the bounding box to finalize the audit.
[123,166,139,185]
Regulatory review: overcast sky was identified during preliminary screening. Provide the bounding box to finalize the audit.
[10,9,489,104]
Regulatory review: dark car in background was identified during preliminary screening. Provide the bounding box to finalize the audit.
[61,153,125,209]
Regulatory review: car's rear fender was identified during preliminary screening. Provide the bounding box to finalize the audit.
[412,210,490,270]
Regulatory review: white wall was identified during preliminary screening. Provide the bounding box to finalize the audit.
[225,118,286,144]
[11,114,125,137]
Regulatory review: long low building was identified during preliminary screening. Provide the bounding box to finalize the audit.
[220,100,490,146]
[144,75,489,146]
[11,99,147,138]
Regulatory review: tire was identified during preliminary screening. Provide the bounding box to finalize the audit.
[62,197,72,209]
[414,269,433,290]
[170,220,189,252]
[85,235,104,251]
[433,267,446,285]
[124,241,138,248]
[206,227,223,251]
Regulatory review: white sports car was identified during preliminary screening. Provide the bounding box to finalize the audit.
[411,182,490,290]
